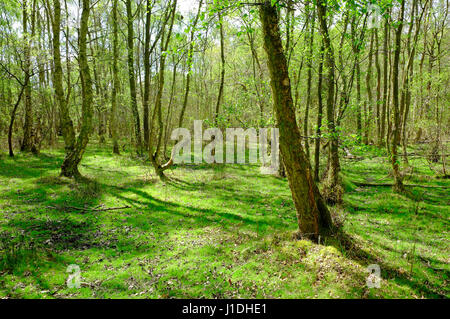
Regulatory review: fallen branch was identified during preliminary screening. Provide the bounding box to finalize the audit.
[47,205,131,212]
[353,182,447,189]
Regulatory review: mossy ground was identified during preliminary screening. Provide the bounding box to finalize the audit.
[0,141,448,298]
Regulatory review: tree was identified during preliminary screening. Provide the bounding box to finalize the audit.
[316,0,342,205]
[51,0,75,153]
[259,0,333,239]
[111,0,120,154]
[390,0,406,192]
[126,0,143,155]
[149,0,177,180]
[178,0,203,128]
[60,0,93,178]
[20,0,35,153]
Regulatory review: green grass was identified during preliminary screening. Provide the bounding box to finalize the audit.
[0,141,448,298]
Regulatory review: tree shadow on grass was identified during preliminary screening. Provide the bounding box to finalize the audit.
[102,180,284,234]
[326,230,447,298]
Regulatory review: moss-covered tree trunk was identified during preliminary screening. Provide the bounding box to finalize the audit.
[259,1,333,239]
[52,0,75,153]
[60,0,93,178]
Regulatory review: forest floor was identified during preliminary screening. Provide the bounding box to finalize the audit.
[0,141,448,298]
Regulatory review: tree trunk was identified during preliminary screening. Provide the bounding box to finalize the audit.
[351,18,362,142]
[375,29,382,144]
[111,0,120,154]
[60,0,93,178]
[149,0,177,180]
[391,0,405,192]
[9,83,26,157]
[126,0,143,155]
[303,2,315,160]
[317,0,341,205]
[213,11,225,126]
[314,44,324,182]
[259,1,333,240]
[379,16,389,146]
[178,0,203,128]
[365,30,375,145]
[21,0,34,153]
[143,0,152,150]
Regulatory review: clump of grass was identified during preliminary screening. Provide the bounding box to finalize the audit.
[0,232,38,273]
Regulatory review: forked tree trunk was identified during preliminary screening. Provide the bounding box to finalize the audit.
[149,0,177,180]
[60,0,93,178]
[259,1,333,239]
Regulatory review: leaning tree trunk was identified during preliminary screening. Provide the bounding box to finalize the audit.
[60,0,93,178]
[8,82,26,157]
[259,1,333,240]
